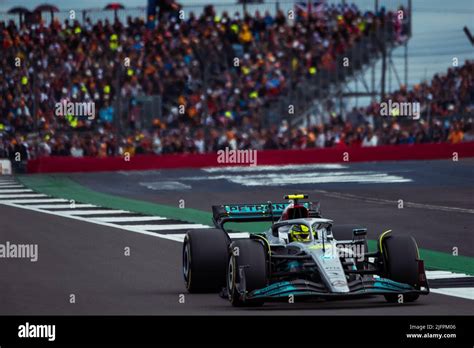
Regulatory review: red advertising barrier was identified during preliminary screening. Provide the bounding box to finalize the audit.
[27,142,474,173]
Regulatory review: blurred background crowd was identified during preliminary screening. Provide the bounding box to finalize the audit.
[0,1,473,161]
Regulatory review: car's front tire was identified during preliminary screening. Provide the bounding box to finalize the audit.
[381,234,420,303]
[227,239,268,307]
[183,229,229,293]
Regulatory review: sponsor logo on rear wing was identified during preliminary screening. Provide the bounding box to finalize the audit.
[212,202,320,227]
[225,202,315,215]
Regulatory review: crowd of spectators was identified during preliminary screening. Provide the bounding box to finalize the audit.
[0,3,472,161]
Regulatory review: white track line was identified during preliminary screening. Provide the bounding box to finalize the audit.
[426,271,472,279]
[203,164,348,173]
[164,234,186,241]
[91,216,168,222]
[226,232,250,238]
[155,232,249,242]
[128,224,211,231]
[431,288,474,300]
[184,171,412,185]
[0,184,24,188]
[0,194,48,199]
[1,199,207,241]
[49,209,131,216]
[3,198,70,204]
[25,204,98,209]
[235,174,411,185]
[0,202,185,242]
[0,189,34,193]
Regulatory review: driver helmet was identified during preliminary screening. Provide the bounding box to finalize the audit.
[289,224,312,242]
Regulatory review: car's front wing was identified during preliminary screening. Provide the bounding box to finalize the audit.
[238,277,430,303]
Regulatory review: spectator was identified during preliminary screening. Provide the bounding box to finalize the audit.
[362,126,379,147]
[448,122,464,144]
[0,6,471,159]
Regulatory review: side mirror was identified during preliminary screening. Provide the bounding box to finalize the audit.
[353,228,367,237]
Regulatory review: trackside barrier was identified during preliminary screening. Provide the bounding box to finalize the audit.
[26,142,474,174]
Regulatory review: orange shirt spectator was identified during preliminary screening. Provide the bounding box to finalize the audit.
[239,25,253,43]
[448,129,464,144]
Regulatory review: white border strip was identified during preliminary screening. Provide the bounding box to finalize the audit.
[431,288,474,300]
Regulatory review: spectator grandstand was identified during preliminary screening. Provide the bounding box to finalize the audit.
[0,2,472,162]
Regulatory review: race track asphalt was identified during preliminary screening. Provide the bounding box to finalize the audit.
[0,159,473,314]
[0,204,472,315]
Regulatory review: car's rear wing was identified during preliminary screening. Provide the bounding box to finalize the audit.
[212,201,321,227]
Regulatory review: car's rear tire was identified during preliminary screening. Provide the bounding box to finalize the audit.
[227,239,268,307]
[332,224,369,270]
[381,235,420,303]
[183,229,229,293]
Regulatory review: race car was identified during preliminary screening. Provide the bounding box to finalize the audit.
[182,194,429,306]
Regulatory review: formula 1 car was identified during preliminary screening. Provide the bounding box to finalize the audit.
[182,194,429,306]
